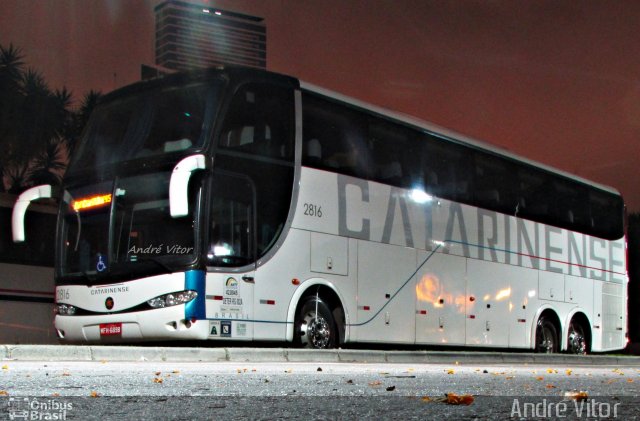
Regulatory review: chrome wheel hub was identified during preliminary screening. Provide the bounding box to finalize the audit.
[301,313,330,349]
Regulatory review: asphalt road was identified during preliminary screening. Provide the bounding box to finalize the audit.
[2,356,640,420]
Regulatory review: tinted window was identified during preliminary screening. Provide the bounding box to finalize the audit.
[302,93,369,178]
[368,117,422,188]
[423,135,472,203]
[301,91,623,240]
[213,82,295,265]
[69,82,219,174]
[207,172,255,267]
[219,83,294,163]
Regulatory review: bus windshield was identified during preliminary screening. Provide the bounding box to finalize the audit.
[68,81,220,174]
[60,172,200,282]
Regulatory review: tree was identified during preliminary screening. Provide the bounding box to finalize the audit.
[0,42,98,193]
[0,43,26,192]
[66,89,102,159]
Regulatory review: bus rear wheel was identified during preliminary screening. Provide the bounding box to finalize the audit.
[535,316,559,353]
[296,296,337,349]
[567,320,588,355]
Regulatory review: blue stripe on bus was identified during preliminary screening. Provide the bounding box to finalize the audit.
[185,270,206,320]
[204,318,291,324]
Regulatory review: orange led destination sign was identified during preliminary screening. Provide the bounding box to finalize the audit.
[72,194,112,211]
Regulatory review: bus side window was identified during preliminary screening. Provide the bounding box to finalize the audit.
[302,93,369,178]
[219,84,294,162]
[368,117,415,188]
[423,134,471,202]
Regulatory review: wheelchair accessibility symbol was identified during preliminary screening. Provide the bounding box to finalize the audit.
[97,254,107,272]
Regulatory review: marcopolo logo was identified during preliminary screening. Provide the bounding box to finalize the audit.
[7,397,73,420]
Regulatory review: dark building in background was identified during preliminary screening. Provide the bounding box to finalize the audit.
[154,0,266,71]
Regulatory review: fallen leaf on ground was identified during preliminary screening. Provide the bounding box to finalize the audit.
[547,368,558,374]
[153,377,163,384]
[1,365,8,370]
[564,391,588,401]
[421,396,432,402]
[546,384,557,389]
[90,391,100,398]
[565,369,572,375]
[535,376,544,381]
[444,393,474,405]
[368,380,382,387]
[446,369,455,375]
[0,391,8,396]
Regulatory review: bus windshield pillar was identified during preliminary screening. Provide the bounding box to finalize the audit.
[169,154,206,218]
[12,184,52,243]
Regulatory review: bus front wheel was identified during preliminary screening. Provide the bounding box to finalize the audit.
[296,296,337,349]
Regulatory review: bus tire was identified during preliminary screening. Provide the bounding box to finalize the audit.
[295,296,337,349]
[535,316,559,353]
[567,319,589,355]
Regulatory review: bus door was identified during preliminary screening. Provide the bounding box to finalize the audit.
[206,171,256,341]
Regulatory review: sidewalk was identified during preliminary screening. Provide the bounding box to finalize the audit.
[2,345,640,365]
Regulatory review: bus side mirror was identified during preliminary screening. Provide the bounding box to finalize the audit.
[169,154,206,218]
[12,184,53,243]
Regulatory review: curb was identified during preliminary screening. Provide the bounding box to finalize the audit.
[2,345,640,365]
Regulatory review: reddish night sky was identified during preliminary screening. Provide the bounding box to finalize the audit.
[1,1,639,210]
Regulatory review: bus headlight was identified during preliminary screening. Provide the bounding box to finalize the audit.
[56,304,77,316]
[147,290,198,309]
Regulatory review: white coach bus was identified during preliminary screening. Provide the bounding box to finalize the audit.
[12,67,627,352]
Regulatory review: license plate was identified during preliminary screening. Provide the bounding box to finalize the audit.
[99,323,122,336]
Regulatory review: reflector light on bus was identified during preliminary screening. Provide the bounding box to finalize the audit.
[72,194,112,211]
